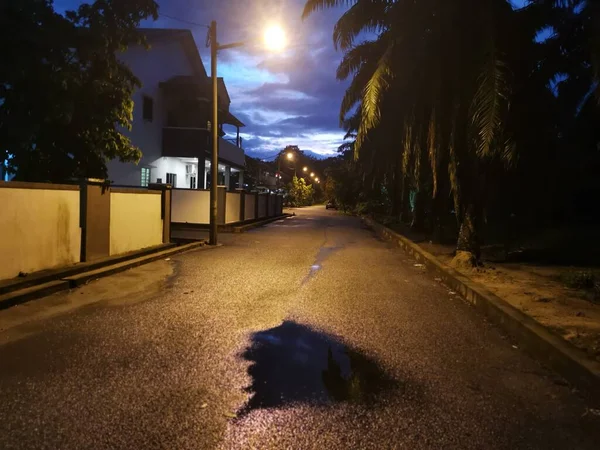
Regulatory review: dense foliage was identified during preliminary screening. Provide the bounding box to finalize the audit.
[0,0,158,182]
[305,0,600,263]
[287,175,315,207]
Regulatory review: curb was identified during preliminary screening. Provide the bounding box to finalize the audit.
[0,243,178,296]
[232,214,292,233]
[362,216,600,400]
[0,242,208,310]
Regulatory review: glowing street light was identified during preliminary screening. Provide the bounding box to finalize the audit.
[264,25,286,52]
[310,172,315,178]
[287,152,294,160]
[315,177,320,182]
[303,166,308,172]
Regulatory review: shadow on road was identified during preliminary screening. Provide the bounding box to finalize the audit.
[238,321,399,416]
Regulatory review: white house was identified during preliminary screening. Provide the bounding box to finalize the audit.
[107,28,245,190]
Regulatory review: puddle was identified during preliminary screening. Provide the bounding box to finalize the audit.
[238,321,398,416]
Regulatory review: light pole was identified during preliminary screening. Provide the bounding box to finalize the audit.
[208,22,284,245]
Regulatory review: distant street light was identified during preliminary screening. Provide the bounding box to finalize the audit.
[315,177,319,182]
[310,172,315,178]
[287,152,294,160]
[303,166,308,172]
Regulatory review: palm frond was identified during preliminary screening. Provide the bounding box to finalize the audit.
[333,1,389,50]
[470,56,511,158]
[336,39,382,80]
[340,72,368,124]
[301,0,358,20]
[354,42,394,158]
[427,109,438,197]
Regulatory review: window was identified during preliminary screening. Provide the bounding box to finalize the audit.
[141,167,150,187]
[143,96,153,122]
[190,175,196,189]
[166,172,177,186]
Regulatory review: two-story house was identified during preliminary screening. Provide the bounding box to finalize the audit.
[107,28,245,190]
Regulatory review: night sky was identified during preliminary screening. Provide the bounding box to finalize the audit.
[53,0,352,159]
[53,1,530,159]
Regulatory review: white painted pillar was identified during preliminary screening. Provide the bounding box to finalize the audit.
[204,161,209,189]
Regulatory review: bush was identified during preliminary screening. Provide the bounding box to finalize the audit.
[562,271,597,290]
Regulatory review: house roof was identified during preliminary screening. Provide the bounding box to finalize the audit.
[139,28,207,77]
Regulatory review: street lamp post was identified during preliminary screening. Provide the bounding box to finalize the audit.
[208,22,284,244]
[209,21,218,245]
[208,22,250,245]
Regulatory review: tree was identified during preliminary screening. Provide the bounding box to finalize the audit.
[0,0,158,182]
[287,175,314,207]
[303,0,529,262]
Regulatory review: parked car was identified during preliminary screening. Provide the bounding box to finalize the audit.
[326,200,337,210]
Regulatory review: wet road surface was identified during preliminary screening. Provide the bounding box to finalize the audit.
[0,206,599,449]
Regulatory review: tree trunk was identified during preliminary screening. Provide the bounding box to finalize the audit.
[391,168,402,219]
[431,191,446,243]
[456,203,481,260]
[449,108,482,265]
[400,176,411,223]
[411,190,425,231]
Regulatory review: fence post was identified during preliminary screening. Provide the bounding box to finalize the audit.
[239,190,246,222]
[80,178,111,262]
[149,183,172,243]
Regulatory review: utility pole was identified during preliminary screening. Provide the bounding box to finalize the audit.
[209,21,219,245]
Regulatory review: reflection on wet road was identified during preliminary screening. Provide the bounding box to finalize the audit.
[238,321,398,416]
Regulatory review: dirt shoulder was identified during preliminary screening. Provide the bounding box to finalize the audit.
[418,241,600,363]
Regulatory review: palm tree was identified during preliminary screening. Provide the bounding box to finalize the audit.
[304,0,520,261]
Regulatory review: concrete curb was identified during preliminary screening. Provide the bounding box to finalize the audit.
[0,243,178,296]
[232,214,292,233]
[0,242,208,310]
[362,216,600,400]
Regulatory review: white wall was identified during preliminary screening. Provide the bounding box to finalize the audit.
[109,191,163,256]
[244,194,256,221]
[225,192,241,224]
[171,189,210,224]
[151,157,190,188]
[0,186,81,280]
[107,40,196,186]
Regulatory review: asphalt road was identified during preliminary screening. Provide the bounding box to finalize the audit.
[0,206,599,449]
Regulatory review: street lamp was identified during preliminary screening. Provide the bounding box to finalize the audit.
[315,177,319,182]
[303,166,308,172]
[287,152,294,160]
[207,21,285,245]
[264,25,286,51]
[310,172,315,178]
